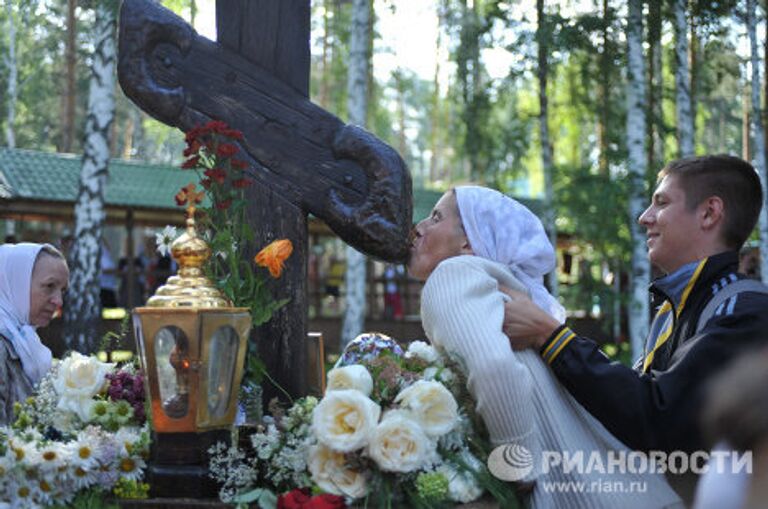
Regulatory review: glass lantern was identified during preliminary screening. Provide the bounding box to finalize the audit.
[132,205,252,497]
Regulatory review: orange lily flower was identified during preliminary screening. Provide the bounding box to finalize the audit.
[254,239,293,278]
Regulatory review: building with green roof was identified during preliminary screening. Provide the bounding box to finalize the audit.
[0,147,191,227]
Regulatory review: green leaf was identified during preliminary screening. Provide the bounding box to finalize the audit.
[233,487,277,508]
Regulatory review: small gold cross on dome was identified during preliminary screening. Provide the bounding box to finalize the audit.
[175,182,205,217]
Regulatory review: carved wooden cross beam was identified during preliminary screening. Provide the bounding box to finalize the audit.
[118,0,413,401]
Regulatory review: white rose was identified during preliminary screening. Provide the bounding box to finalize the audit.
[54,352,115,421]
[405,340,440,364]
[367,410,434,473]
[437,462,484,503]
[307,443,368,498]
[422,366,438,380]
[438,367,456,385]
[394,380,458,437]
[312,390,381,452]
[326,365,373,396]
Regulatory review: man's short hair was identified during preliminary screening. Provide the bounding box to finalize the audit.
[658,154,763,250]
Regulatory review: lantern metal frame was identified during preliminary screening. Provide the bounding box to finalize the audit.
[133,307,250,432]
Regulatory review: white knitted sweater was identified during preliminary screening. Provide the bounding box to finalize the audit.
[421,256,682,509]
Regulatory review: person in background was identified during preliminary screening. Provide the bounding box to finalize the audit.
[383,264,404,319]
[324,256,345,314]
[693,348,768,509]
[0,243,69,425]
[58,230,74,262]
[100,239,119,308]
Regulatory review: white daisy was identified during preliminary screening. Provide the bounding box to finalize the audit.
[6,476,44,509]
[155,225,178,256]
[0,454,13,479]
[113,427,141,456]
[115,454,146,482]
[7,439,38,470]
[66,436,99,471]
[36,443,66,473]
[67,463,100,490]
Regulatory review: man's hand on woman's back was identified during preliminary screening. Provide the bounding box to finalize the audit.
[499,286,560,351]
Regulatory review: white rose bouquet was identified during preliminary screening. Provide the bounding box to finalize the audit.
[209,333,520,508]
[0,352,150,507]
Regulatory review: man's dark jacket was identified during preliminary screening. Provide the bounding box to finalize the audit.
[539,251,768,453]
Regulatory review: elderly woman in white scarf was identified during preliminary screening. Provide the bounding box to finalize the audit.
[409,186,681,509]
[0,243,69,425]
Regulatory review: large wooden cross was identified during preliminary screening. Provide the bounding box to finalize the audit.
[118,0,413,403]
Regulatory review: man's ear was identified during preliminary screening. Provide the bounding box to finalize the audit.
[700,196,725,231]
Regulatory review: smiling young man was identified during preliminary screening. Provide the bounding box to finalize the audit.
[502,155,768,464]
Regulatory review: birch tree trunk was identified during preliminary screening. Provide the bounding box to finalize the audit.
[647,0,664,171]
[62,0,78,153]
[430,14,442,183]
[5,0,17,149]
[626,0,650,359]
[764,15,768,161]
[319,0,331,109]
[743,77,750,160]
[598,0,610,175]
[341,0,371,347]
[537,0,558,297]
[746,0,768,283]
[689,12,699,139]
[63,1,117,352]
[674,0,694,157]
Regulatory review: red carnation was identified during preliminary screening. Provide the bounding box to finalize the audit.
[216,143,238,157]
[183,140,201,157]
[181,156,200,169]
[278,489,311,509]
[223,128,244,140]
[232,178,250,188]
[215,199,232,210]
[184,126,202,142]
[231,159,249,170]
[309,494,346,509]
[204,168,227,185]
[277,489,345,509]
[206,120,228,133]
[200,178,212,189]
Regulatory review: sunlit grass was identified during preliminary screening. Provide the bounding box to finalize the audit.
[102,308,127,320]
[96,350,134,363]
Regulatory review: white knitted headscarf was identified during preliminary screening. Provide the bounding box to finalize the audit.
[455,186,566,323]
[0,243,54,385]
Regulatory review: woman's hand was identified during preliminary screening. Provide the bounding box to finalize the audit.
[499,287,561,350]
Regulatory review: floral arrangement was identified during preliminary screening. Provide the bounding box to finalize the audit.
[209,333,518,508]
[158,120,294,387]
[0,352,149,508]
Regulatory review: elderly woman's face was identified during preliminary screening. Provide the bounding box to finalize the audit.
[29,254,69,328]
[408,191,471,281]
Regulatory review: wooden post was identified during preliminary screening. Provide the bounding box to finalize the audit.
[126,209,135,308]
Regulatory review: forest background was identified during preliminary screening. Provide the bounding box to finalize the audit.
[2,0,768,360]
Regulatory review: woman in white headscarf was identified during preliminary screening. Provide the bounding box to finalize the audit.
[409,186,681,509]
[0,242,69,425]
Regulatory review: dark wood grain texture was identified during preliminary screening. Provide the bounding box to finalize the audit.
[118,0,412,261]
[118,0,412,403]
